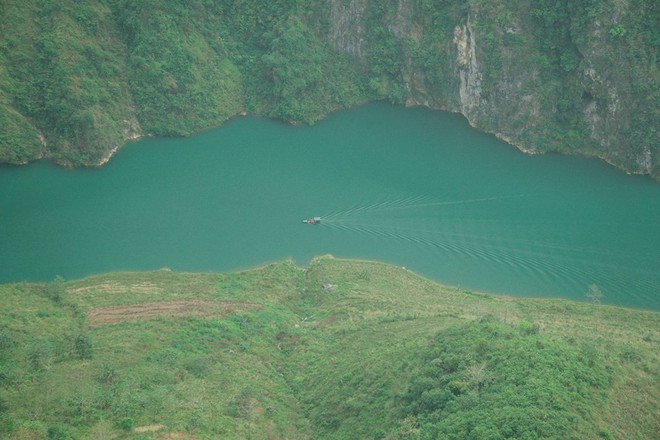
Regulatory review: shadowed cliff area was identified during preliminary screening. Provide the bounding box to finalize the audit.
[0,0,657,178]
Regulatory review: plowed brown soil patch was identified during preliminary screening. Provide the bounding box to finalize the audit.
[87,300,256,326]
[68,282,163,295]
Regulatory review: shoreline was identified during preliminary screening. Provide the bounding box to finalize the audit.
[7,102,658,181]
[5,256,659,313]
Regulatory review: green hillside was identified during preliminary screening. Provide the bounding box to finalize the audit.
[1,257,658,439]
[1,0,658,177]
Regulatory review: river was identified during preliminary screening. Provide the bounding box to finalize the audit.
[1,103,658,309]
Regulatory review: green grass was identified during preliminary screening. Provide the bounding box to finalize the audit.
[0,257,658,439]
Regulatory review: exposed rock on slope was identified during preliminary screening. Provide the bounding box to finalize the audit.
[1,0,657,178]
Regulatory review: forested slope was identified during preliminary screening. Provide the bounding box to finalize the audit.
[1,0,657,177]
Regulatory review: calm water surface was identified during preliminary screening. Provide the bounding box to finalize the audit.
[1,103,658,309]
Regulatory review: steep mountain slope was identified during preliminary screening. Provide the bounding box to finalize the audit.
[1,0,657,177]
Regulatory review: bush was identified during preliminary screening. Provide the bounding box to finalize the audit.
[98,363,118,385]
[117,417,134,431]
[47,276,65,304]
[47,424,71,440]
[74,334,93,359]
[184,355,212,378]
[518,320,540,335]
[27,342,53,371]
[0,329,15,353]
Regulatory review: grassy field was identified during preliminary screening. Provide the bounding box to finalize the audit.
[0,256,658,439]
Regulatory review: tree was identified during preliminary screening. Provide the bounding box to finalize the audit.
[385,416,420,440]
[464,362,492,393]
[586,284,603,304]
[47,276,65,304]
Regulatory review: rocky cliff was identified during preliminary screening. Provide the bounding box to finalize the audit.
[328,0,658,177]
[1,0,657,178]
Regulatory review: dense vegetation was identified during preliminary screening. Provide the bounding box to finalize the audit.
[400,320,611,439]
[0,0,657,177]
[0,257,658,439]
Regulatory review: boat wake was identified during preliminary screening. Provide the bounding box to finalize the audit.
[315,195,658,301]
[321,194,523,220]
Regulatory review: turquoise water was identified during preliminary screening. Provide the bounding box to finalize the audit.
[1,103,658,309]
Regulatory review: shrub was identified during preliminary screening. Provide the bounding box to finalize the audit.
[0,329,14,352]
[184,355,212,378]
[74,334,93,359]
[27,342,53,371]
[98,364,119,385]
[47,424,71,440]
[47,276,65,304]
[518,320,540,335]
[117,417,134,431]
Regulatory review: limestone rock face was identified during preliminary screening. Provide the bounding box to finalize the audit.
[1,0,657,178]
[327,0,657,178]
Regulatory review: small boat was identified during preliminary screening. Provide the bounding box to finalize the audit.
[303,217,321,224]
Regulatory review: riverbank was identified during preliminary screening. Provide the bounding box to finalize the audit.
[16,101,660,183]
[1,257,657,439]
[2,1,657,180]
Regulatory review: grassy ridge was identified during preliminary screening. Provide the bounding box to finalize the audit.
[0,257,658,439]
